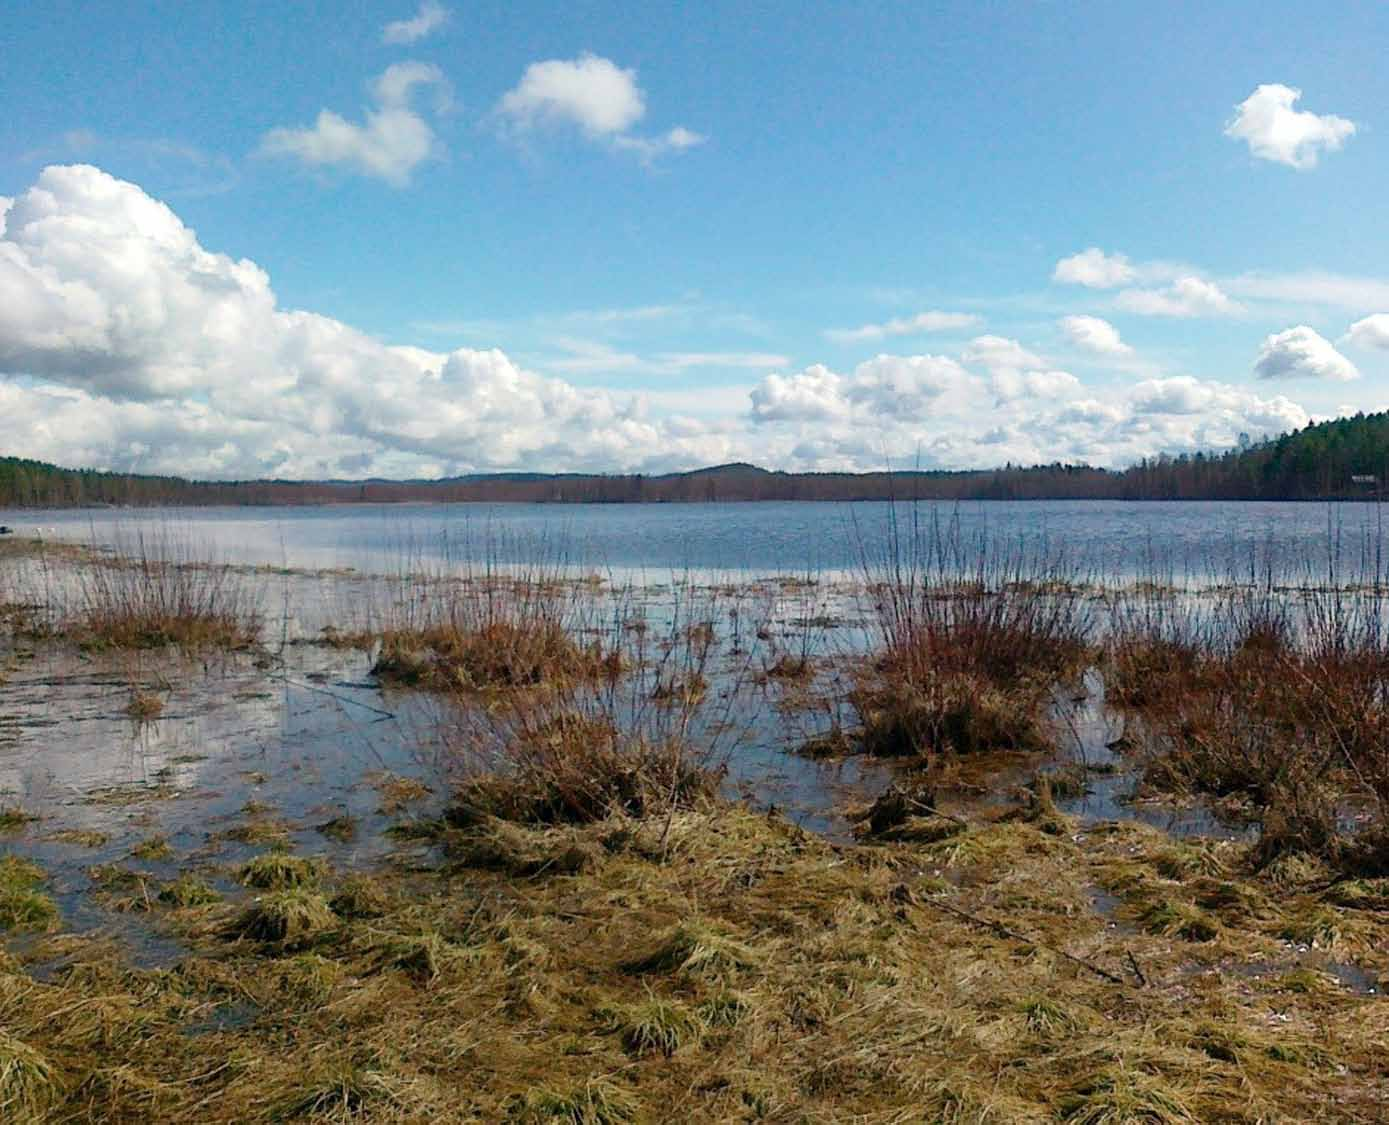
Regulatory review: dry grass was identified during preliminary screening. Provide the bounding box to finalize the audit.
[438,581,757,831]
[847,513,1090,764]
[73,529,260,651]
[125,690,164,721]
[0,802,1386,1121]
[0,855,56,932]
[237,852,325,891]
[1105,580,1389,876]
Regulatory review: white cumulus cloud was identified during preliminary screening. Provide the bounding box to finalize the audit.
[0,165,1343,481]
[1052,248,1136,289]
[1254,326,1359,382]
[1345,314,1389,350]
[0,164,740,478]
[1060,315,1132,356]
[382,1,449,45]
[495,53,702,159]
[825,310,981,344]
[961,335,1043,372]
[1225,84,1356,169]
[1115,277,1242,318]
[260,62,448,186]
[749,355,973,423]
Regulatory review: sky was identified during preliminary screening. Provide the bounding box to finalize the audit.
[2,0,1389,480]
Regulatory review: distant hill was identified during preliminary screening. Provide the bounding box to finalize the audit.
[5,412,1389,508]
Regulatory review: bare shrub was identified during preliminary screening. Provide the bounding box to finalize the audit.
[74,528,260,650]
[438,578,762,827]
[850,505,1091,761]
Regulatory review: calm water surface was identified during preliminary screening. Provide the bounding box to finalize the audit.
[5,499,1389,583]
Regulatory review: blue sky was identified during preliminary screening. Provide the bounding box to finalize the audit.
[2,1,1388,478]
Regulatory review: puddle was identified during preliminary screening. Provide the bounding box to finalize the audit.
[1225,955,1379,996]
[180,1000,260,1037]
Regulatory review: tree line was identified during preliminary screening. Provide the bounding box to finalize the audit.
[5,411,1389,509]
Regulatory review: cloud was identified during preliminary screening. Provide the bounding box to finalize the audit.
[961,335,1043,372]
[990,369,1082,402]
[0,164,1339,480]
[748,365,847,423]
[0,164,744,477]
[1115,277,1242,318]
[749,355,972,423]
[1224,272,1389,313]
[1052,248,1136,289]
[260,62,448,186]
[547,338,788,375]
[1060,315,1132,356]
[1254,326,1359,382]
[495,53,701,159]
[498,54,644,136]
[825,310,981,344]
[1225,84,1355,169]
[611,126,707,162]
[1345,314,1389,350]
[382,1,448,45]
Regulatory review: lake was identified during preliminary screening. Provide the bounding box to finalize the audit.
[5,498,1389,584]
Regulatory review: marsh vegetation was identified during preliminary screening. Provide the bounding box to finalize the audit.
[1,516,1388,1121]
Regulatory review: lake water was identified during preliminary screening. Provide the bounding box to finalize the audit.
[4,498,1324,967]
[5,498,1389,584]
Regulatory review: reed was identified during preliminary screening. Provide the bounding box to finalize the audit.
[851,504,1091,761]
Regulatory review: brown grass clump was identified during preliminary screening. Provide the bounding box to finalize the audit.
[237,852,324,891]
[508,1077,638,1123]
[0,1029,61,1121]
[0,855,57,932]
[157,875,221,908]
[351,546,610,693]
[73,532,260,651]
[0,806,38,833]
[130,835,174,861]
[328,875,392,919]
[1106,580,1389,877]
[125,690,164,722]
[228,889,337,948]
[602,996,705,1056]
[853,670,1051,759]
[374,619,607,692]
[451,711,720,827]
[848,514,1090,765]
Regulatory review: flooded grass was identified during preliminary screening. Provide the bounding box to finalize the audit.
[2,528,1388,1119]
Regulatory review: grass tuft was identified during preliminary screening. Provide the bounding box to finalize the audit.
[508,1077,638,1123]
[328,876,392,920]
[237,852,324,891]
[0,855,57,932]
[624,919,760,977]
[602,996,704,1056]
[130,835,174,861]
[157,875,221,908]
[0,1029,61,1122]
[1058,1063,1197,1123]
[0,806,38,833]
[228,889,337,948]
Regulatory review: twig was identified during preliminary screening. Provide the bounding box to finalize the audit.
[1126,949,1148,987]
[917,895,1127,985]
[902,794,970,826]
[273,673,396,721]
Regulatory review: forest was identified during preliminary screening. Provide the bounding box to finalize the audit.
[4,410,1389,508]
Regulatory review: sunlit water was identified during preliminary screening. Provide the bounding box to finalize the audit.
[5,498,1389,584]
[3,498,1385,967]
